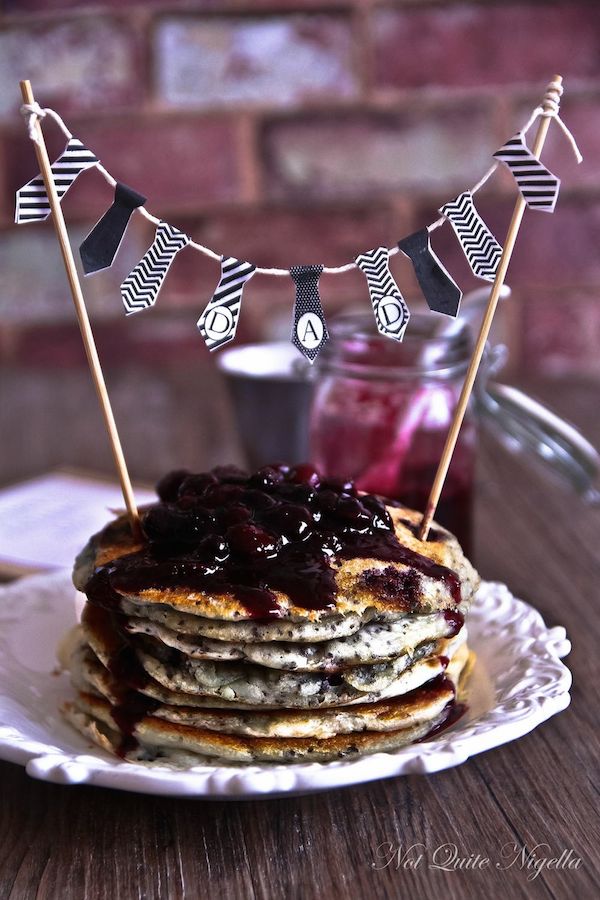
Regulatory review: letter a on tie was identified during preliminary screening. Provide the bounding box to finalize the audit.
[289,265,329,364]
[197,256,256,351]
[355,247,410,341]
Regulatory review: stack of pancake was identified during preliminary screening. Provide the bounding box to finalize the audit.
[62,464,478,765]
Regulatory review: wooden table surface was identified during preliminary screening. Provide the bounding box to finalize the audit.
[0,379,598,900]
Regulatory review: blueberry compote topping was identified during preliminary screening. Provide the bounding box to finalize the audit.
[85,463,462,621]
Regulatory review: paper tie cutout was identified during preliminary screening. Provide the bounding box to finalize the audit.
[355,247,410,341]
[120,221,189,315]
[197,256,256,351]
[398,229,462,318]
[289,265,329,364]
[440,191,502,282]
[15,138,98,224]
[494,133,560,213]
[80,182,146,275]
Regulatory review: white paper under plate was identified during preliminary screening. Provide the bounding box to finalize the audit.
[0,571,571,799]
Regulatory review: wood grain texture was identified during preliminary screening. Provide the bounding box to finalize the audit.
[0,378,599,900]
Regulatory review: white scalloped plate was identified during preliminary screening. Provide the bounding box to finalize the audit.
[0,572,571,798]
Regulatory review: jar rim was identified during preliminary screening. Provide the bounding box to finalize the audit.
[316,312,475,382]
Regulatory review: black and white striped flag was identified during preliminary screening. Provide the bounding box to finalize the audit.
[355,247,410,341]
[197,256,256,351]
[15,138,98,224]
[290,264,329,363]
[440,191,502,281]
[121,221,189,315]
[494,133,560,212]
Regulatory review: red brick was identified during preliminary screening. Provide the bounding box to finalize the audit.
[3,316,208,369]
[4,0,351,10]
[4,116,245,221]
[499,198,600,288]
[0,17,145,121]
[372,4,600,92]
[263,103,495,201]
[521,290,600,377]
[182,205,397,270]
[154,14,359,110]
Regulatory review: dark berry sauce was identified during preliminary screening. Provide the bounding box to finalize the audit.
[85,463,462,620]
[82,601,160,757]
[415,672,467,742]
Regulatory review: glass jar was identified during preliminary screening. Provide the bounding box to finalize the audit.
[310,313,476,553]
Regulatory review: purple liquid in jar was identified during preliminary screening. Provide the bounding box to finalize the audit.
[309,314,477,555]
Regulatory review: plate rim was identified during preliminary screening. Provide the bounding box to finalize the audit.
[0,571,572,798]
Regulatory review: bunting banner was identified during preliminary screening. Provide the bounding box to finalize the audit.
[121,221,189,315]
[80,181,146,275]
[15,97,581,356]
[355,247,410,341]
[439,191,502,282]
[15,138,98,224]
[493,133,560,212]
[197,256,256,351]
[290,265,329,363]
[398,229,462,318]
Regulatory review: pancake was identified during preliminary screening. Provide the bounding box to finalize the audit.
[63,464,479,764]
[122,606,466,671]
[120,597,370,643]
[63,692,452,763]
[69,639,470,740]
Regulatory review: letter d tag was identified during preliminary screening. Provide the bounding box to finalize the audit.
[355,247,410,341]
[198,256,256,351]
[289,264,329,363]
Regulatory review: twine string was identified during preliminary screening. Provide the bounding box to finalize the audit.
[20,84,582,277]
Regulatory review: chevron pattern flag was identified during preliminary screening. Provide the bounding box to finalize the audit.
[398,229,462,317]
[197,256,256,351]
[355,247,410,341]
[15,138,98,224]
[121,222,189,315]
[494,133,560,212]
[290,264,328,364]
[440,191,502,282]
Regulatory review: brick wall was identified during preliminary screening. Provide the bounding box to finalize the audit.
[0,1,598,482]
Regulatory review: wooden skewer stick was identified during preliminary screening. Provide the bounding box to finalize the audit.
[19,79,142,539]
[418,74,564,542]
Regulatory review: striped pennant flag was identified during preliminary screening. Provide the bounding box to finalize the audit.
[120,221,189,315]
[494,132,560,213]
[197,256,256,351]
[440,191,502,282]
[355,246,410,341]
[289,264,329,363]
[15,138,98,224]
